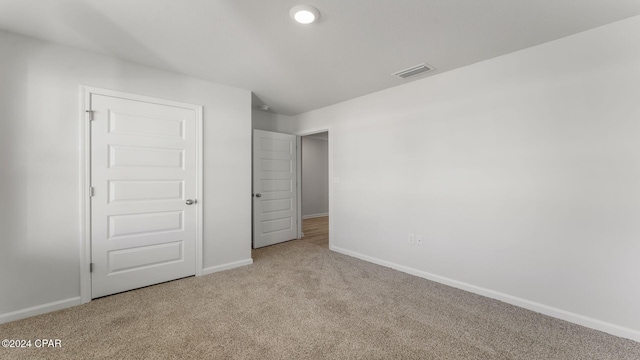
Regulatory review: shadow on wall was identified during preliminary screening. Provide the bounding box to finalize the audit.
[0,36,28,256]
[58,1,174,72]
[0,39,81,314]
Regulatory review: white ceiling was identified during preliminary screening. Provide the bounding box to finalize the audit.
[1,0,639,115]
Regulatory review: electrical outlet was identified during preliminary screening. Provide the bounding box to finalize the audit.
[416,235,423,246]
[408,234,415,245]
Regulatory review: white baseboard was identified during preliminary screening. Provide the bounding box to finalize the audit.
[202,258,253,276]
[0,297,81,325]
[302,213,328,219]
[0,259,253,325]
[329,245,640,343]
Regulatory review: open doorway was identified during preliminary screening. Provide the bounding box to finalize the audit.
[300,131,329,247]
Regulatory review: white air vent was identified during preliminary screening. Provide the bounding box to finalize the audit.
[392,63,433,79]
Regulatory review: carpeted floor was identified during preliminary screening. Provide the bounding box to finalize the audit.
[1,234,639,359]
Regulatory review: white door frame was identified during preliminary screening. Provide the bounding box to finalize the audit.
[79,86,204,304]
[296,128,332,248]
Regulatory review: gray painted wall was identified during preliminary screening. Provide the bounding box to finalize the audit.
[252,109,293,133]
[292,16,640,341]
[302,135,329,217]
[0,30,252,321]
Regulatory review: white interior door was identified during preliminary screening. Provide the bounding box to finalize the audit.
[253,130,298,248]
[90,92,199,298]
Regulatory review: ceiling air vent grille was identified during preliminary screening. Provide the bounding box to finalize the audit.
[392,63,433,79]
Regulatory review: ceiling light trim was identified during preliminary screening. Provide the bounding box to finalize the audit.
[290,5,320,25]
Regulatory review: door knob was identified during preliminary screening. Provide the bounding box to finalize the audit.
[255,193,262,198]
[186,199,197,205]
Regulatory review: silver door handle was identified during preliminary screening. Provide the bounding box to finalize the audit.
[186,199,197,205]
[255,193,262,198]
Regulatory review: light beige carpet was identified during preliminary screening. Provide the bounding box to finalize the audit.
[1,238,639,359]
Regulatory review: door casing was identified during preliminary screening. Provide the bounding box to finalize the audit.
[79,86,204,304]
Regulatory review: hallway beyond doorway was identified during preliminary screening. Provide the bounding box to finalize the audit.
[302,216,328,247]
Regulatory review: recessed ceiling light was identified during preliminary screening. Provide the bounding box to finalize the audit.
[290,5,320,25]
[257,104,270,111]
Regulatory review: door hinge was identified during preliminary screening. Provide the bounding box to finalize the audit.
[89,187,95,197]
[85,110,94,121]
[90,263,94,273]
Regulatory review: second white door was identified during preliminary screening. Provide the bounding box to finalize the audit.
[253,130,298,248]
